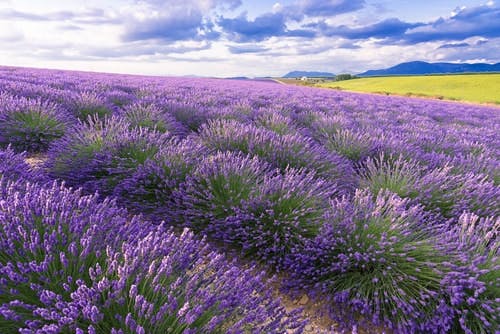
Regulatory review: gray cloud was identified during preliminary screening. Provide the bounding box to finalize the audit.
[299,3,499,46]
[218,0,365,42]
[0,8,120,24]
[123,10,213,42]
[401,4,500,43]
[57,24,84,31]
[227,44,270,54]
[0,30,24,42]
[82,42,212,58]
[308,18,422,39]
[433,37,500,63]
[122,0,241,42]
[0,9,55,21]
[218,12,288,42]
[337,41,361,49]
[438,42,470,49]
[299,0,366,17]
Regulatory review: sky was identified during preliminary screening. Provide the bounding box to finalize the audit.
[0,0,498,77]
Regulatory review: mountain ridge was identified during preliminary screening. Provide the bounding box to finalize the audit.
[358,61,500,76]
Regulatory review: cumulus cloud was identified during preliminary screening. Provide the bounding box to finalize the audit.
[123,9,215,42]
[432,37,500,64]
[218,0,365,41]
[218,12,302,42]
[219,13,279,42]
[401,3,500,43]
[122,0,241,42]
[337,41,361,49]
[58,24,84,31]
[130,0,241,11]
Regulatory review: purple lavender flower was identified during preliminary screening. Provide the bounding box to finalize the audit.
[0,179,305,333]
[441,213,499,333]
[228,168,336,268]
[103,89,137,108]
[0,178,142,331]
[178,151,271,229]
[0,92,74,152]
[1,65,499,333]
[309,113,379,162]
[288,189,454,333]
[46,116,168,195]
[198,119,356,192]
[120,101,188,136]
[178,151,336,267]
[94,226,306,333]
[69,91,113,120]
[162,101,210,132]
[254,110,301,135]
[360,153,500,220]
[317,127,378,162]
[0,146,46,183]
[112,137,206,218]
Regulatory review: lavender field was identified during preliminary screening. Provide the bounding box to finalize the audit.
[0,66,499,333]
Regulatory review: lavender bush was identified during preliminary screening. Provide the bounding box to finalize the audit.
[103,89,136,108]
[121,101,187,136]
[0,93,73,152]
[96,226,305,333]
[310,114,377,162]
[178,152,336,267]
[441,213,499,333]
[360,153,500,220]
[113,137,206,218]
[288,190,454,333]
[47,116,168,195]
[179,151,270,229]
[0,179,141,332]
[320,128,378,162]
[228,168,336,267]
[163,101,210,132]
[254,111,300,135]
[70,91,113,120]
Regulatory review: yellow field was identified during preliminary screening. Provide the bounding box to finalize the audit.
[317,74,500,104]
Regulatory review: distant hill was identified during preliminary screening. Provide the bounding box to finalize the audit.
[358,61,500,76]
[283,71,335,78]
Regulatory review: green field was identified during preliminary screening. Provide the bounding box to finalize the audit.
[317,74,500,104]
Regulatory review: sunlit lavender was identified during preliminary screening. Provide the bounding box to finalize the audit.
[0,66,498,333]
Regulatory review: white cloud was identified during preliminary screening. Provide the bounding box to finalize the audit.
[272,2,283,12]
